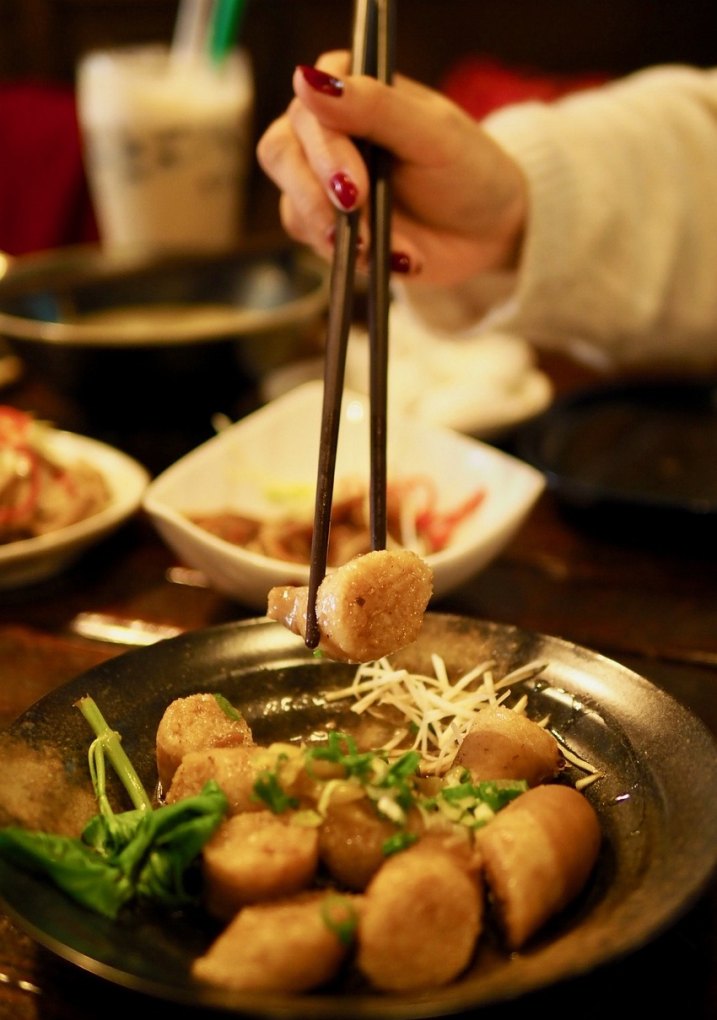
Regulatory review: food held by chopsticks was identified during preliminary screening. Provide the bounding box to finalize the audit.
[267,548,433,662]
[301,0,397,653]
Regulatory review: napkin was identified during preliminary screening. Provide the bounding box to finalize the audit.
[344,303,553,437]
[262,303,552,438]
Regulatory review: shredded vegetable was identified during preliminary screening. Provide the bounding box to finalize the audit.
[325,654,603,783]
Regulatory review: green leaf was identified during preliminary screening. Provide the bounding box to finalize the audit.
[0,828,132,919]
[0,781,229,918]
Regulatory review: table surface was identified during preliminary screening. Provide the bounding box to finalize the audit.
[0,349,715,1020]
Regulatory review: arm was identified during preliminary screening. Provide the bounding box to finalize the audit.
[258,59,717,371]
[406,64,717,371]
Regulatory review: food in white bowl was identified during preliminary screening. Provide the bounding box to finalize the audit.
[188,473,487,564]
[0,410,150,588]
[0,406,110,542]
[142,381,546,610]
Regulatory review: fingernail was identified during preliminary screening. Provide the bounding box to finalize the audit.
[298,65,344,97]
[390,251,413,275]
[329,172,358,211]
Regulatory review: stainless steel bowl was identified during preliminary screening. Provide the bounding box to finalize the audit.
[0,244,329,472]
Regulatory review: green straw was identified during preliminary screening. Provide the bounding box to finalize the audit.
[209,0,248,65]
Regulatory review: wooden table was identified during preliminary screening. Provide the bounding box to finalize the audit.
[0,351,715,1020]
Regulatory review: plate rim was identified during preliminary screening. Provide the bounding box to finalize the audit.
[0,428,149,573]
[1,612,716,1017]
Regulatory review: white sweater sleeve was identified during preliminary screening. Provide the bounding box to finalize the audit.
[402,65,717,371]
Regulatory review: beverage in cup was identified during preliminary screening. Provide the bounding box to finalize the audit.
[76,44,254,253]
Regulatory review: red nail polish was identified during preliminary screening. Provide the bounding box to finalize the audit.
[330,172,358,211]
[298,65,344,97]
[390,251,413,275]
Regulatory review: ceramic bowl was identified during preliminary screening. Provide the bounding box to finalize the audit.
[0,429,149,589]
[143,381,545,610]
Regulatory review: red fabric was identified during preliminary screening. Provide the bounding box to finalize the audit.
[441,55,610,121]
[0,83,98,256]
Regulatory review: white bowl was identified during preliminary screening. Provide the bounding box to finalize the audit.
[143,381,546,610]
[0,430,150,589]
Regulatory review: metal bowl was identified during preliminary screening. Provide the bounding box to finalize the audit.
[0,244,329,472]
[0,243,328,349]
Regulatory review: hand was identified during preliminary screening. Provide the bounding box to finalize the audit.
[256,51,528,286]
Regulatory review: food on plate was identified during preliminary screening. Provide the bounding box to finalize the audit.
[155,692,254,791]
[201,809,320,920]
[174,680,600,993]
[172,655,598,994]
[355,838,483,992]
[324,650,598,782]
[0,652,603,998]
[192,889,361,993]
[454,704,564,786]
[188,475,485,564]
[475,783,602,949]
[317,796,424,891]
[0,697,229,920]
[165,745,263,815]
[266,548,434,662]
[0,406,110,543]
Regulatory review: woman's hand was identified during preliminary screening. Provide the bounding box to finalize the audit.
[257,51,528,286]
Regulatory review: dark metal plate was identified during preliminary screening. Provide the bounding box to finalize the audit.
[0,612,715,1018]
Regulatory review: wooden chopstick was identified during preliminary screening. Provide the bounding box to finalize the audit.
[304,0,395,649]
[367,0,395,551]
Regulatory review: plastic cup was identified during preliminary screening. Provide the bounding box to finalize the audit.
[76,44,254,254]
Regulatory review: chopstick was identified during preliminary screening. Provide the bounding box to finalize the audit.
[367,0,395,551]
[304,0,395,649]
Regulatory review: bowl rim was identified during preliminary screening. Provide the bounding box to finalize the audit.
[0,429,150,567]
[0,244,329,348]
[143,381,547,584]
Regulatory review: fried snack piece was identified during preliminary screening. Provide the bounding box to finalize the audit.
[155,692,253,791]
[266,548,433,662]
[165,745,262,815]
[202,811,319,920]
[355,841,482,992]
[192,890,362,993]
[454,705,564,787]
[318,799,425,892]
[476,783,601,949]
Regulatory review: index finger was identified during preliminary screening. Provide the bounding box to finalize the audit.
[293,65,468,171]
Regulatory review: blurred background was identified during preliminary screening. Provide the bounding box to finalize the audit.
[0,0,715,475]
[1,0,715,256]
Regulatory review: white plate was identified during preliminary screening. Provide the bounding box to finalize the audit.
[262,306,554,440]
[0,430,150,589]
[143,380,545,609]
